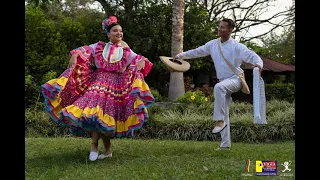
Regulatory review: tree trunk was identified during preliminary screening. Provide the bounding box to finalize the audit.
[168,0,185,101]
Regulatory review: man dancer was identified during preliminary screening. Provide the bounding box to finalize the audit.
[175,18,263,150]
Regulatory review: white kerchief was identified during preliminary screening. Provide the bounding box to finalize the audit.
[253,67,267,124]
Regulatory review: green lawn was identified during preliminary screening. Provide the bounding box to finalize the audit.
[26,138,295,179]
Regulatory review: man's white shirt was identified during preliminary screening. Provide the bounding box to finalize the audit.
[176,38,263,81]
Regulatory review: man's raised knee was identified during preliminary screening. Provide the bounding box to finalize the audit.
[214,83,224,95]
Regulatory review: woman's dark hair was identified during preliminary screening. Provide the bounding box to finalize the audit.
[107,23,120,33]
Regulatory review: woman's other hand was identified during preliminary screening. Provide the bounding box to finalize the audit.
[137,58,146,70]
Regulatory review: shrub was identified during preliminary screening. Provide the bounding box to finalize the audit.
[26,100,295,142]
[25,75,42,108]
[195,84,214,102]
[41,71,57,85]
[150,88,161,102]
[184,76,193,92]
[265,82,295,102]
[175,90,210,106]
[25,108,70,137]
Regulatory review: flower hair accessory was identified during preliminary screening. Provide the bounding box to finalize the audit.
[102,16,118,34]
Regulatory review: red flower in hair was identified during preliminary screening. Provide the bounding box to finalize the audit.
[102,16,118,34]
[106,16,117,26]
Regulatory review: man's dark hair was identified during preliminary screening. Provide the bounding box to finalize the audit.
[222,18,235,29]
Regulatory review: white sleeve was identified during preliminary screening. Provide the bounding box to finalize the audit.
[176,41,211,59]
[237,43,263,68]
[127,49,138,65]
[89,43,98,55]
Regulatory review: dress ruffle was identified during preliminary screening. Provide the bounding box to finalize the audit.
[68,45,95,96]
[41,68,72,123]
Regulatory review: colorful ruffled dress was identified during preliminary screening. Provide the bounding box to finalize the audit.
[41,41,155,137]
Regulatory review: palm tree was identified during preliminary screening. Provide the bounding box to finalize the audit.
[168,0,185,100]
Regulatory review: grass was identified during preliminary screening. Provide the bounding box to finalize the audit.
[26,138,295,179]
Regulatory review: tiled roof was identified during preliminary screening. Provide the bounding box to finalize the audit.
[241,56,295,72]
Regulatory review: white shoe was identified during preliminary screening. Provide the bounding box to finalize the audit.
[212,121,227,133]
[98,153,112,159]
[89,151,99,161]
